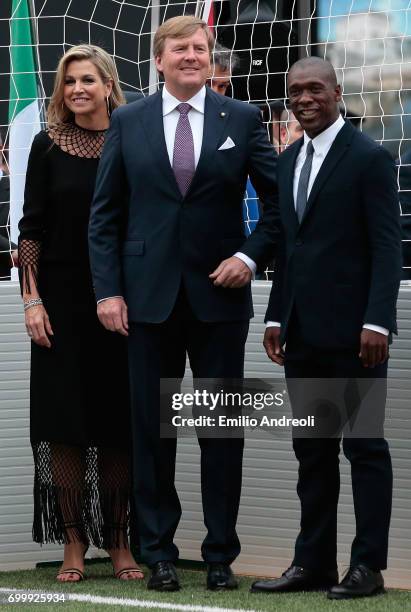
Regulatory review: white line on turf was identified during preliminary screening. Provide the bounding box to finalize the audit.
[0,588,259,612]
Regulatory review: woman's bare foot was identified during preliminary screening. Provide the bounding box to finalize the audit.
[57,542,88,582]
[107,547,144,580]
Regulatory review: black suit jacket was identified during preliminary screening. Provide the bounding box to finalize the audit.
[89,87,279,323]
[398,149,411,280]
[265,121,402,350]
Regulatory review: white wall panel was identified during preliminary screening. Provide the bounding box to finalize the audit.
[0,281,410,588]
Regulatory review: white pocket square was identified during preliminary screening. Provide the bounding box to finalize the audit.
[218,137,236,151]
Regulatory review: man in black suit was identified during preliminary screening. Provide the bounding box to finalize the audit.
[251,57,401,600]
[398,149,411,281]
[89,16,278,591]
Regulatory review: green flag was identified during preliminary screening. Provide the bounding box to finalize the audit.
[8,0,40,258]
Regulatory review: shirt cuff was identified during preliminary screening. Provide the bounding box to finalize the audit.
[363,324,389,336]
[97,296,124,305]
[234,252,257,278]
[266,321,281,328]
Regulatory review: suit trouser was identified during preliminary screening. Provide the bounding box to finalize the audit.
[284,316,392,571]
[127,286,249,566]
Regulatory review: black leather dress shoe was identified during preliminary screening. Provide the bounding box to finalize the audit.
[250,565,338,593]
[207,563,238,590]
[327,565,385,599]
[147,561,180,592]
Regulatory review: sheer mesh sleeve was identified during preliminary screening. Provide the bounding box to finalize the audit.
[19,238,41,294]
[18,131,50,295]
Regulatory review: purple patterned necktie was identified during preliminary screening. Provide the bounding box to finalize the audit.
[172,103,195,196]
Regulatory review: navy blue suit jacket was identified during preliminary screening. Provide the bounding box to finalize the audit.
[89,88,279,323]
[265,121,402,350]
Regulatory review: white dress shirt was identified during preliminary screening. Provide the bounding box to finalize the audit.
[292,114,345,206]
[267,115,388,336]
[162,85,205,167]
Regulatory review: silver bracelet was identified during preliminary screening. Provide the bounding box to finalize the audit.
[24,298,43,311]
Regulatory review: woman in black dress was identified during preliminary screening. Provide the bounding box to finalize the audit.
[18,45,143,582]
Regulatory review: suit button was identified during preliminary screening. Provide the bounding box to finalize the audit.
[296,239,303,246]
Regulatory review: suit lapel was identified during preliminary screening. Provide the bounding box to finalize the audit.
[300,121,354,226]
[187,89,229,196]
[138,88,229,199]
[283,138,303,233]
[138,90,181,197]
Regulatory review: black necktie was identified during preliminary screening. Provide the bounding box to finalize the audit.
[296,140,315,223]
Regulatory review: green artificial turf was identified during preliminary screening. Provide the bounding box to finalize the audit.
[0,561,410,611]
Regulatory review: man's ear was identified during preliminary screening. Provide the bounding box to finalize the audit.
[155,54,163,73]
[335,84,342,102]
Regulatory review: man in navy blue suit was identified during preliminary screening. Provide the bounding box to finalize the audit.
[252,57,402,600]
[89,15,278,591]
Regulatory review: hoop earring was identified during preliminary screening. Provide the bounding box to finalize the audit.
[106,95,111,118]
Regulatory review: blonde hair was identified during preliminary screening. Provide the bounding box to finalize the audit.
[153,16,214,59]
[47,44,125,127]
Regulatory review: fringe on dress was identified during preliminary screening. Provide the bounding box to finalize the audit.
[32,441,130,549]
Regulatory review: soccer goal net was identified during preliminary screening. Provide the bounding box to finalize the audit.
[1,0,410,280]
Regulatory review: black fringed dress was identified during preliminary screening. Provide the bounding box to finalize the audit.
[18,124,132,549]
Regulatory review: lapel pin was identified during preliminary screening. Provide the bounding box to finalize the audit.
[220,112,226,118]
